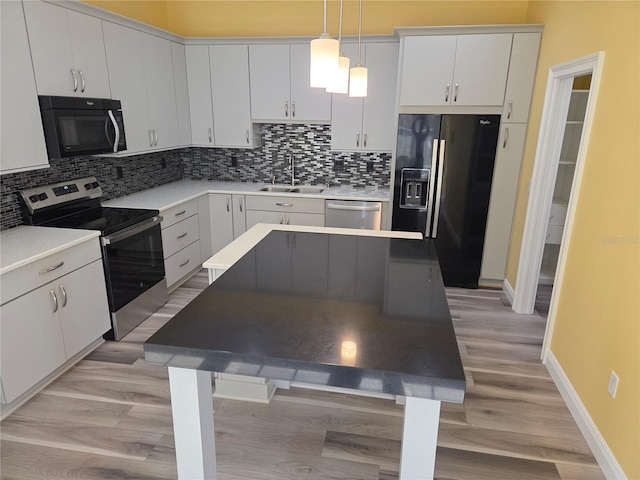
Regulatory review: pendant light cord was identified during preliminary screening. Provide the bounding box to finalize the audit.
[357,0,362,64]
[323,0,328,34]
[338,0,344,49]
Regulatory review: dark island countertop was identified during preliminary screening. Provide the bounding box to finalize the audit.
[145,230,466,403]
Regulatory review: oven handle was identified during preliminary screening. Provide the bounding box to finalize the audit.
[102,216,163,246]
[108,110,120,153]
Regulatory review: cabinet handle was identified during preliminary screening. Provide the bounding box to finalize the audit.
[79,70,86,93]
[285,101,289,117]
[71,69,78,92]
[454,83,459,102]
[226,197,230,212]
[58,284,68,307]
[276,202,293,207]
[149,130,154,147]
[246,129,250,144]
[503,127,509,149]
[177,232,188,239]
[507,100,513,120]
[445,83,450,102]
[546,233,551,240]
[286,215,290,225]
[239,198,243,212]
[175,210,187,216]
[154,130,158,146]
[292,101,295,118]
[356,132,360,148]
[179,259,190,268]
[363,132,367,149]
[50,289,59,313]
[208,128,213,143]
[39,261,64,275]
[280,214,284,224]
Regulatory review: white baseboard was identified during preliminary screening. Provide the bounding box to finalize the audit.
[544,351,627,480]
[502,278,515,305]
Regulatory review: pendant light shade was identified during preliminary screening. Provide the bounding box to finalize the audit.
[310,0,338,88]
[326,53,350,94]
[349,0,367,97]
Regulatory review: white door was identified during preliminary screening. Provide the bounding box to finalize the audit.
[452,34,512,106]
[143,34,179,149]
[361,42,399,151]
[171,42,192,146]
[210,45,252,147]
[186,45,214,146]
[399,36,457,106]
[209,194,235,255]
[330,43,364,151]
[103,22,150,153]
[289,44,332,123]
[249,44,290,121]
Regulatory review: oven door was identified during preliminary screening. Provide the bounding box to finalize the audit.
[102,217,165,313]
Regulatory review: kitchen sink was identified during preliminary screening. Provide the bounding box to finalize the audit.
[258,186,325,194]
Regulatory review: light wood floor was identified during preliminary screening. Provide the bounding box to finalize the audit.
[1,270,605,480]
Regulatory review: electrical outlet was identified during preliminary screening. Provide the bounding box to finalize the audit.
[115,166,123,179]
[334,159,344,172]
[161,158,167,169]
[608,371,619,398]
[366,161,374,173]
[231,156,238,167]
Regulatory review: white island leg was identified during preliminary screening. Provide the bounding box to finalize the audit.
[399,396,441,480]
[168,367,217,479]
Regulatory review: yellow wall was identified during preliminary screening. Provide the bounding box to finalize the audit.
[509,2,639,477]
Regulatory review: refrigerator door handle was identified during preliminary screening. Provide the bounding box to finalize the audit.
[432,139,446,238]
[425,138,439,236]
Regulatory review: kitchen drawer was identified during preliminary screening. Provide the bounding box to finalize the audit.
[545,225,564,245]
[548,202,568,226]
[165,240,201,287]
[161,215,200,259]
[245,195,324,214]
[162,199,198,229]
[1,238,102,306]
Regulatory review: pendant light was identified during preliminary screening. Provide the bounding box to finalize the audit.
[326,0,350,94]
[310,0,339,88]
[349,0,367,97]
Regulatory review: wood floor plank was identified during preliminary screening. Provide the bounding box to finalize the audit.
[322,430,400,471]
[555,462,607,480]
[83,341,144,365]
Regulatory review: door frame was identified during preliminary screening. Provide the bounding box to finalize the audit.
[511,52,605,360]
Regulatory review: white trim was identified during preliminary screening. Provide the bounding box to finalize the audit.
[513,53,605,328]
[502,278,515,305]
[544,352,627,480]
[395,24,543,37]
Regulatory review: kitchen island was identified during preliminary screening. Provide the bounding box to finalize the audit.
[144,224,465,479]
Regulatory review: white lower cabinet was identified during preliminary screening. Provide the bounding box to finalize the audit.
[0,239,110,405]
[208,194,246,256]
[161,199,201,289]
[164,240,202,287]
[244,195,325,230]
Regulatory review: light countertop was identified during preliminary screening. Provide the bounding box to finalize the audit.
[0,226,100,275]
[103,180,389,212]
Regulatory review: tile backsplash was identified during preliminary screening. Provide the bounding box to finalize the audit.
[1,123,390,230]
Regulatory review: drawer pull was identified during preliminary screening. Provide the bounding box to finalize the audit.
[177,232,188,239]
[175,210,187,216]
[50,289,59,313]
[39,261,64,275]
[59,284,68,307]
[179,259,190,268]
[507,100,513,120]
[276,203,293,207]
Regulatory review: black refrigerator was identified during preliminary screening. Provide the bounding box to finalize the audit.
[391,114,500,288]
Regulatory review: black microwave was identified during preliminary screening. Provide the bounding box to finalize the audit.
[39,96,127,159]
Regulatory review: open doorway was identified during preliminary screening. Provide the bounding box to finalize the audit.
[511,52,605,359]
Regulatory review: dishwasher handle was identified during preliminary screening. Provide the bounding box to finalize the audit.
[326,202,381,212]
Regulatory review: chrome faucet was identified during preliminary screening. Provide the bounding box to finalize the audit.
[289,153,299,186]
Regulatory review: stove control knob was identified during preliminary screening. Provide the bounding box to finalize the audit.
[85,183,93,190]
[38,193,48,201]
[29,194,39,203]
[92,181,99,189]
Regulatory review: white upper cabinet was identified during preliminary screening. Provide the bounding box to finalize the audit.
[1,0,49,174]
[171,42,192,146]
[501,33,541,123]
[331,42,399,152]
[210,45,257,148]
[249,44,331,123]
[185,45,214,146]
[400,34,512,107]
[103,22,180,153]
[23,0,110,98]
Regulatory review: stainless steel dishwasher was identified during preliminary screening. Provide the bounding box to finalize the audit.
[325,200,382,230]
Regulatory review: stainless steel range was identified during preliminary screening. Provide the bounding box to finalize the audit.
[20,176,167,340]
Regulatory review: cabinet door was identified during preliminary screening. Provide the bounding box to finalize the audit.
[57,260,111,359]
[288,212,325,227]
[198,195,213,262]
[249,44,290,122]
[480,123,526,281]
[289,44,331,123]
[209,194,235,255]
[186,45,214,146]
[452,34,512,106]
[210,45,253,147]
[1,283,67,404]
[103,22,150,153]
[232,195,247,238]
[23,0,75,96]
[1,0,49,174]
[171,42,193,146]
[330,43,364,151]
[142,34,180,149]
[66,10,111,98]
[245,210,285,230]
[399,36,456,106]
[361,42,399,151]
[502,33,541,123]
